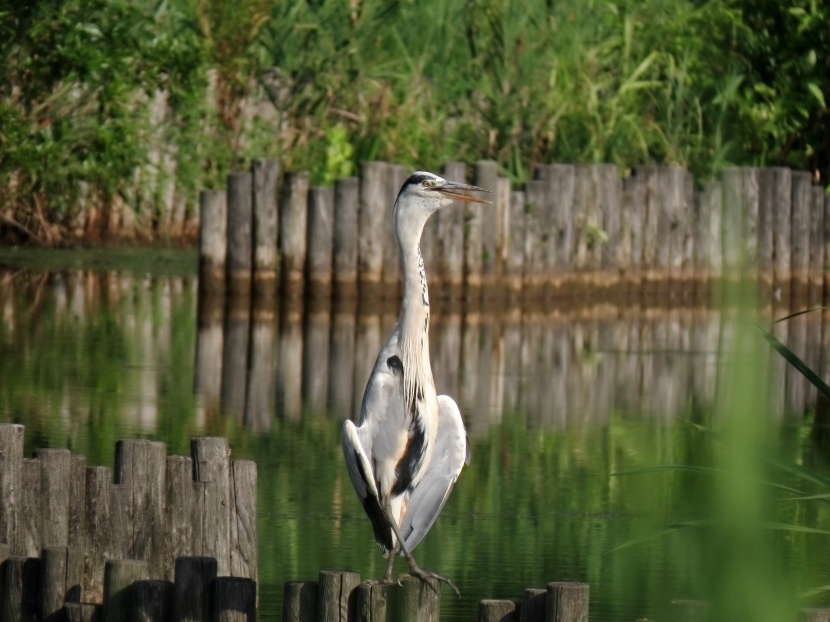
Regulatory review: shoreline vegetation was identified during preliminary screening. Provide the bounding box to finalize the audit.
[1,0,827,246]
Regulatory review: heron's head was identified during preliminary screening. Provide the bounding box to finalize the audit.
[396,171,490,212]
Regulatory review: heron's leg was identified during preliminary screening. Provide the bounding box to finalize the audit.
[379,502,460,597]
[382,543,396,583]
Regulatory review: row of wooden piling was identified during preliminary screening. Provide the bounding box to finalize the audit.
[0,551,255,622]
[198,161,830,304]
[0,424,257,616]
[282,570,589,622]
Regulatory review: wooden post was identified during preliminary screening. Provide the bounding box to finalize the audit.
[114,440,167,578]
[475,160,501,299]
[391,575,439,622]
[283,581,318,622]
[358,162,390,300]
[251,159,279,297]
[382,164,408,302]
[69,455,86,554]
[696,181,723,305]
[65,602,101,622]
[229,460,257,581]
[505,189,525,300]
[84,466,114,603]
[333,177,360,300]
[40,546,83,620]
[809,185,825,306]
[621,173,645,295]
[18,460,41,560]
[213,577,256,622]
[35,448,71,547]
[2,556,39,622]
[434,162,467,299]
[637,167,660,295]
[307,186,335,300]
[522,180,547,301]
[597,163,622,294]
[103,559,149,622]
[134,579,173,622]
[523,588,547,622]
[547,581,588,622]
[280,171,310,299]
[173,557,217,622]
[478,599,519,622]
[318,570,360,622]
[0,423,24,556]
[226,172,253,297]
[762,167,792,303]
[535,164,576,295]
[825,192,830,305]
[190,438,231,576]
[355,582,393,622]
[165,456,200,569]
[791,171,812,303]
[198,190,227,296]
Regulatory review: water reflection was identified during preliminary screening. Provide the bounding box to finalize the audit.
[2,267,830,621]
[2,269,827,435]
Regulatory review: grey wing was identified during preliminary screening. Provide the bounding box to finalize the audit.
[399,395,470,552]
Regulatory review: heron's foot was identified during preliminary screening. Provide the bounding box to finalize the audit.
[405,562,461,597]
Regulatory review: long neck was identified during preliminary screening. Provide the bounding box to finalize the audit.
[396,214,433,409]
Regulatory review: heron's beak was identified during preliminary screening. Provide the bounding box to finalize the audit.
[436,181,491,204]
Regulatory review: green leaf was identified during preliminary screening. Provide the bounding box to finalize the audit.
[807,82,826,109]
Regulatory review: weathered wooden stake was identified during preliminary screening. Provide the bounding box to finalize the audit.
[478,599,519,622]
[547,581,589,622]
[35,448,71,548]
[523,587,547,622]
[213,577,256,622]
[434,162,467,298]
[307,186,335,300]
[251,158,279,297]
[621,173,645,294]
[229,460,257,581]
[318,570,360,622]
[40,546,83,620]
[21,458,42,557]
[65,602,101,622]
[103,559,149,622]
[114,440,167,578]
[358,162,390,300]
[354,581,393,622]
[173,557,217,622]
[391,574,440,622]
[505,189,525,299]
[383,164,408,302]
[2,556,40,622]
[227,172,253,297]
[522,180,547,300]
[283,580,318,622]
[475,160,501,299]
[809,185,825,306]
[134,579,173,622]
[0,424,24,556]
[198,190,227,296]
[333,178,360,299]
[191,439,231,577]
[791,171,812,303]
[280,171,310,299]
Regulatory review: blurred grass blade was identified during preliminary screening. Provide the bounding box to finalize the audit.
[672,519,830,536]
[757,324,830,401]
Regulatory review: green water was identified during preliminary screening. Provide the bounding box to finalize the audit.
[2,249,830,621]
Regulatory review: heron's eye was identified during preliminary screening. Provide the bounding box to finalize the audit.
[422,180,431,188]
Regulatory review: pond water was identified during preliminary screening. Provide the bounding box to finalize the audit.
[1,249,830,621]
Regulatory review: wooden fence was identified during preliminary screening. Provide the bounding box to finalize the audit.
[0,425,257,621]
[198,161,829,305]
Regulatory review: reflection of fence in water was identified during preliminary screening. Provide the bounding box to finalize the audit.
[1,269,824,435]
[195,294,827,432]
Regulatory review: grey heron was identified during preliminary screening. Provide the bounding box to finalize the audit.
[342,171,489,595]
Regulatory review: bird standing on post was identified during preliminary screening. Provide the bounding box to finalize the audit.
[342,171,489,594]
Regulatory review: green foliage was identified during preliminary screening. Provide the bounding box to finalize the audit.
[1,0,829,243]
